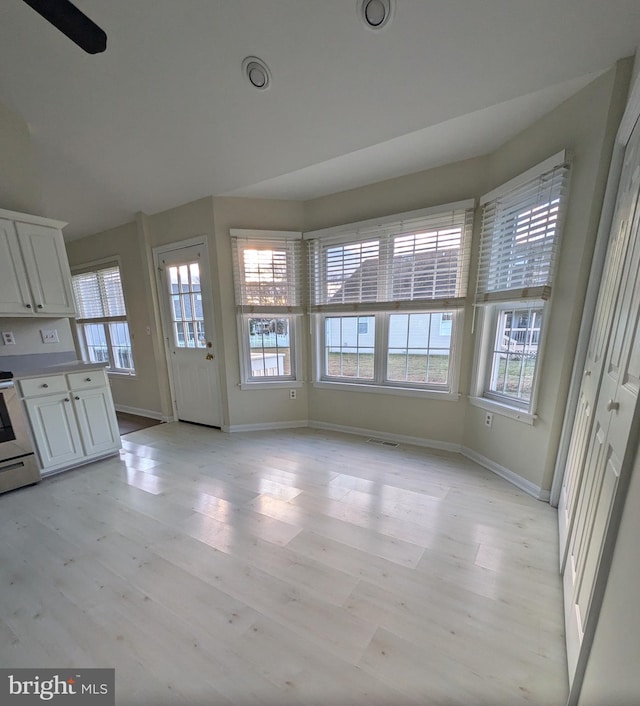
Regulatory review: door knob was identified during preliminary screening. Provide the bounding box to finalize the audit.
[606,399,619,412]
[584,369,591,377]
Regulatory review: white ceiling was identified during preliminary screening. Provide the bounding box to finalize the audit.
[1,1,639,239]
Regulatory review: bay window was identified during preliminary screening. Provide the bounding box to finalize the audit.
[472,151,570,417]
[231,230,303,387]
[306,201,474,395]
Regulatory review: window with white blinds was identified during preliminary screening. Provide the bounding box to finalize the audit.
[71,263,134,373]
[230,230,303,385]
[72,266,127,320]
[476,152,570,303]
[231,230,303,313]
[306,201,474,312]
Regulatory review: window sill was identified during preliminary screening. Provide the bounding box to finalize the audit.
[239,380,304,391]
[313,379,460,401]
[468,396,537,425]
[107,370,136,378]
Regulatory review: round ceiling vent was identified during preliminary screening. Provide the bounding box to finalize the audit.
[242,56,272,90]
[358,0,394,30]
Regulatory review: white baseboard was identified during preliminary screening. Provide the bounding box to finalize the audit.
[308,420,462,453]
[219,416,549,501]
[114,404,171,422]
[461,446,549,501]
[224,420,310,433]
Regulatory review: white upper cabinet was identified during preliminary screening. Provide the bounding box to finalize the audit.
[0,208,75,317]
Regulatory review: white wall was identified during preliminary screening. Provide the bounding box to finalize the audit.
[0,100,42,215]
[463,59,632,492]
[0,317,74,358]
[0,100,76,366]
[211,197,306,428]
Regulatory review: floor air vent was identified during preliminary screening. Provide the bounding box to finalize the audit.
[366,438,399,448]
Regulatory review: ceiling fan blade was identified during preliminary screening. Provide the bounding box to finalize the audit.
[22,0,107,54]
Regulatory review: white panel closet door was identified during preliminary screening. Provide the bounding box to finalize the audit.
[560,119,640,685]
[558,123,640,561]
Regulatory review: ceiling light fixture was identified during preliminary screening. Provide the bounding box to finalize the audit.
[358,0,394,30]
[242,56,272,90]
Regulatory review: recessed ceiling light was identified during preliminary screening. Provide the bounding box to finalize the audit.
[358,0,394,30]
[242,56,272,90]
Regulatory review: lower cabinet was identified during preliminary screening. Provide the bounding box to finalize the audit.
[19,369,121,473]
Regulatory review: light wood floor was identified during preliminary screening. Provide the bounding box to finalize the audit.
[0,423,568,705]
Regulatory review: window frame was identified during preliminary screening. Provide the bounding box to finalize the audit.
[471,151,569,421]
[71,258,136,376]
[306,201,473,399]
[472,299,548,420]
[231,229,304,389]
[237,312,303,389]
[313,308,464,399]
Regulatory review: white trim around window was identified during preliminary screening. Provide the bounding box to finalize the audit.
[237,312,304,390]
[71,257,136,376]
[312,308,464,400]
[470,300,549,423]
[230,229,305,388]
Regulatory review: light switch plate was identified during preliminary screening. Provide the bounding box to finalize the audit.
[1,331,16,345]
[40,329,59,344]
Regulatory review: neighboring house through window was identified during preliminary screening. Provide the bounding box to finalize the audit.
[71,262,135,373]
[231,229,303,387]
[306,201,474,395]
[472,151,570,419]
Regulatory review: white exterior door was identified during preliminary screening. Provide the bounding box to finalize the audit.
[156,241,222,427]
[560,118,640,684]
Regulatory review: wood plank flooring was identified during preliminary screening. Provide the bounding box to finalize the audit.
[0,423,568,705]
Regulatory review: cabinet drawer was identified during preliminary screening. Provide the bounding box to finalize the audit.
[67,370,107,391]
[19,375,68,398]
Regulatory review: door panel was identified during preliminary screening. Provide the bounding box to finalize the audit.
[156,242,222,427]
[559,122,640,564]
[561,118,640,687]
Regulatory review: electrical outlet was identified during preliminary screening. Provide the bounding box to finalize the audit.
[40,329,59,344]
[485,412,493,428]
[289,389,297,400]
[1,331,16,345]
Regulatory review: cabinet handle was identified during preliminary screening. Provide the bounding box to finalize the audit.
[64,397,70,402]
[37,304,43,309]
[74,396,80,400]
[25,303,32,309]
[85,377,92,382]
[42,383,49,388]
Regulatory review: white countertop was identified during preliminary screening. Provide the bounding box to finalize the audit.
[10,362,109,380]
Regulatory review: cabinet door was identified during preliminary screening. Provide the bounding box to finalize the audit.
[15,222,75,316]
[0,218,33,315]
[73,387,121,457]
[25,393,84,470]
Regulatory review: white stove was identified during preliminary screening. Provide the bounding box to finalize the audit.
[0,376,40,493]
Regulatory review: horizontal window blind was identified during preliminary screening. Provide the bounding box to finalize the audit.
[231,231,303,313]
[306,202,474,313]
[72,265,127,321]
[476,155,570,303]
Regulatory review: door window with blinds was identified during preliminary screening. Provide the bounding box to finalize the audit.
[306,201,474,394]
[231,230,303,386]
[71,263,135,373]
[473,152,570,415]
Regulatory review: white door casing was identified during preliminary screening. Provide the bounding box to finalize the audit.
[154,240,222,427]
